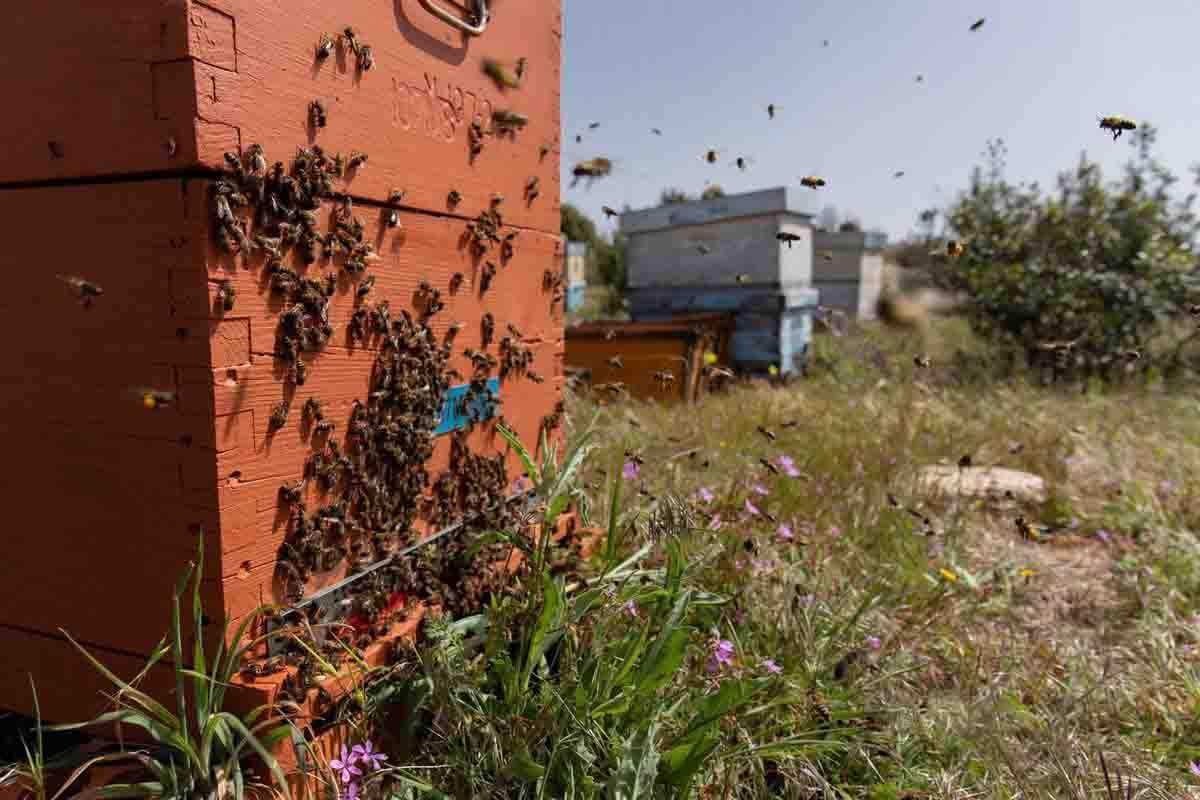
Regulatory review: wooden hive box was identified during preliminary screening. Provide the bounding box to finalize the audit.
[0,0,564,724]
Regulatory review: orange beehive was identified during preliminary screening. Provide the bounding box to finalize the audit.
[0,0,563,723]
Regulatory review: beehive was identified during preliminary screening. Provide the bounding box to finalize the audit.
[0,0,564,722]
[619,187,820,375]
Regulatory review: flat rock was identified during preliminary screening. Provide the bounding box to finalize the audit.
[917,466,1046,504]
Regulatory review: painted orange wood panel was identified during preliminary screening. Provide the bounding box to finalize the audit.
[565,334,694,403]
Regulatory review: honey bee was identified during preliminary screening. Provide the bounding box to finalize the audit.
[602,206,618,219]
[701,148,721,164]
[525,176,540,200]
[217,279,236,311]
[506,322,523,339]
[969,17,985,32]
[492,110,529,132]
[480,261,497,292]
[482,57,521,89]
[957,454,972,469]
[527,371,545,384]
[945,240,964,258]
[820,250,834,261]
[1098,115,1137,140]
[356,43,374,72]
[603,328,617,341]
[893,170,906,178]
[570,158,613,187]
[653,370,676,389]
[756,425,776,442]
[57,274,104,307]
[735,274,752,284]
[587,122,600,130]
[308,100,327,129]
[315,33,334,60]
[133,387,175,410]
[268,402,289,432]
[606,355,623,369]
[800,176,827,189]
[735,156,753,171]
[347,151,368,170]
[515,57,527,79]
[766,104,779,120]
[449,273,465,294]
[696,243,712,255]
[759,458,778,474]
[447,189,462,206]
[1015,515,1038,541]
[481,313,495,346]
[913,354,932,368]
[538,143,551,159]
[775,232,802,248]
[356,274,375,299]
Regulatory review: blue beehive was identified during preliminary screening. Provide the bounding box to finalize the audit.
[618,187,820,375]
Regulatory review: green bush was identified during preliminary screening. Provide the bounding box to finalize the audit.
[940,127,1200,379]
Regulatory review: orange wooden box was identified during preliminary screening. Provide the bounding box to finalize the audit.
[0,0,563,724]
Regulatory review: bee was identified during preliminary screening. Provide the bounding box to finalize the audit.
[538,143,551,159]
[822,38,830,47]
[481,313,495,346]
[819,250,834,261]
[776,232,802,248]
[957,454,972,469]
[447,189,462,206]
[449,272,465,294]
[807,686,832,724]
[491,193,504,207]
[268,402,289,432]
[893,170,906,178]
[527,371,545,384]
[492,110,529,132]
[735,156,753,171]
[315,33,334,60]
[945,240,964,258]
[570,158,613,186]
[606,355,623,369]
[969,17,985,32]
[1122,349,1141,362]
[653,370,676,389]
[602,206,618,219]
[525,176,540,201]
[914,74,924,83]
[587,122,600,130]
[506,322,524,339]
[515,57,528,78]
[1098,115,1137,140]
[480,261,497,292]
[383,207,400,228]
[701,148,721,164]
[603,328,617,341]
[800,176,826,189]
[342,26,360,52]
[759,458,778,474]
[575,134,582,143]
[133,387,175,410]
[766,104,779,120]
[913,354,932,368]
[217,279,236,311]
[57,274,104,307]
[347,151,368,170]
[308,100,327,129]
[696,243,712,255]
[356,274,375,299]
[735,273,752,284]
[482,57,521,89]
[356,43,374,72]
[1015,515,1038,541]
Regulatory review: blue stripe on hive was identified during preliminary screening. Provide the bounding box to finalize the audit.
[434,377,501,435]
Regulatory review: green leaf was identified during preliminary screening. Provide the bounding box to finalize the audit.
[672,679,756,748]
[606,719,660,800]
[521,574,564,693]
[659,734,720,793]
[634,628,688,697]
[506,745,546,781]
[497,423,540,486]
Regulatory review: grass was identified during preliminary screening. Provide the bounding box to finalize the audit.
[5,319,1200,799]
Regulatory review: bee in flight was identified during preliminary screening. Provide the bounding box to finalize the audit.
[915,74,924,83]
[57,274,104,307]
[800,176,826,189]
[588,122,600,130]
[945,240,964,258]
[767,104,780,120]
[570,157,613,188]
[735,156,754,171]
[913,355,932,368]
[701,148,723,164]
[893,170,906,179]
[133,387,175,410]
[695,243,712,255]
[651,128,663,136]
[602,206,618,219]
[969,17,985,31]
[1098,115,1137,140]
[776,232,803,248]
[735,273,752,284]
[606,355,623,369]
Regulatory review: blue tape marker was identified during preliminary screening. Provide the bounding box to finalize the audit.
[434,377,501,435]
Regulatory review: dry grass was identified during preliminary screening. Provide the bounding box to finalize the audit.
[565,320,1200,798]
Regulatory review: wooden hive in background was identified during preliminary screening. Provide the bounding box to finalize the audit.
[0,0,564,723]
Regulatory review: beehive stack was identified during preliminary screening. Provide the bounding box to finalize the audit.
[0,0,563,722]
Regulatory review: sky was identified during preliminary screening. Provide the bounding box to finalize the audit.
[559,0,1200,243]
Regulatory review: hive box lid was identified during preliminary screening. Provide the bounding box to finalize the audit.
[618,187,817,235]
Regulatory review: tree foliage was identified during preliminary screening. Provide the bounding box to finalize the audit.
[940,125,1200,377]
[700,184,726,200]
[659,187,694,206]
[561,202,625,292]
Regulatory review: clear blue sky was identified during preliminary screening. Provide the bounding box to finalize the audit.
[559,0,1200,243]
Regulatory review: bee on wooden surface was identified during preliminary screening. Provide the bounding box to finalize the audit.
[506,322,523,339]
[347,151,368,170]
[268,402,289,432]
[133,387,175,410]
[342,26,360,52]
[602,206,618,219]
[776,232,802,248]
[217,279,236,311]
[448,272,466,295]
[606,355,623,369]
[482,57,521,89]
[538,143,551,160]
[969,17,985,31]
[1098,115,1137,140]
[469,121,486,161]
[481,313,495,347]
[356,274,375,299]
[766,103,779,120]
[447,189,462,207]
[480,261,497,293]
[527,371,545,384]
[315,32,334,60]
[492,110,529,132]
[603,328,617,341]
[57,274,103,307]
[303,397,324,424]
[653,370,676,390]
[525,176,540,201]
[308,100,327,129]
[756,425,776,442]
[800,176,827,189]
[356,43,374,72]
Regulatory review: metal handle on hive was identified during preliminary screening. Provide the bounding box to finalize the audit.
[419,0,489,35]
